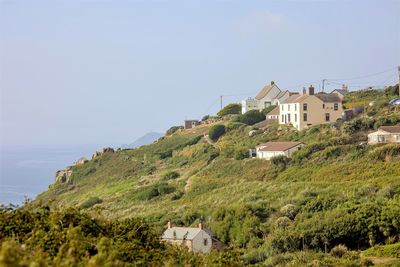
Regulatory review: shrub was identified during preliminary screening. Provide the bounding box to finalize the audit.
[368,144,400,161]
[136,183,176,201]
[217,103,241,116]
[235,110,265,125]
[234,147,249,160]
[271,155,290,166]
[209,124,226,141]
[166,126,183,135]
[331,244,348,258]
[226,122,245,131]
[280,204,298,220]
[80,196,102,209]
[162,171,180,180]
[275,216,292,228]
[323,146,341,159]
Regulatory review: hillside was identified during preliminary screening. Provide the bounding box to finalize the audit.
[26,86,400,265]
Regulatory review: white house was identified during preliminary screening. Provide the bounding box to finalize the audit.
[368,126,400,144]
[161,222,223,253]
[266,106,280,120]
[241,81,293,114]
[255,142,303,160]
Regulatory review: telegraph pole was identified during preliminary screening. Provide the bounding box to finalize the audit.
[220,95,223,110]
[322,79,326,93]
[398,66,400,96]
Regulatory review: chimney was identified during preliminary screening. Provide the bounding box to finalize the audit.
[198,223,203,230]
[342,84,348,91]
[307,85,315,95]
[270,81,275,86]
[302,87,307,95]
[167,221,172,229]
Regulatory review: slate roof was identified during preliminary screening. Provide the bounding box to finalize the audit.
[314,93,341,103]
[331,89,349,96]
[257,142,302,152]
[379,126,400,134]
[282,94,307,104]
[162,227,202,240]
[266,106,280,116]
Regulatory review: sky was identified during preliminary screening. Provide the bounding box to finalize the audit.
[1,0,399,147]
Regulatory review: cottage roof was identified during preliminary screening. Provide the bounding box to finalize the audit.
[314,93,342,103]
[162,227,202,240]
[257,142,302,152]
[282,94,307,104]
[331,89,349,96]
[275,90,288,99]
[379,125,400,134]
[267,106,280,116]
[255,83,280,100]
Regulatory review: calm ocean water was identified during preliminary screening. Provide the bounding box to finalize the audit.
[0,145,102,205]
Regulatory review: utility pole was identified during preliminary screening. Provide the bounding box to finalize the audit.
[322,79,326,93]
[398,66,400,96]
[220,95,223,110]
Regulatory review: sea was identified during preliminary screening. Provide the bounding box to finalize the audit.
[0,144,104,205]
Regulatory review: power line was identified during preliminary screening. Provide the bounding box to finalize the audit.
[327,67,396,81]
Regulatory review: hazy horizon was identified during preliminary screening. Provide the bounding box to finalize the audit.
[1,0,399,147]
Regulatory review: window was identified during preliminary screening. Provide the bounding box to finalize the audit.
[295,114,297,122]
[295,104,297,111]
[288,114,291,122]
[264,101,271,108]
[303,103,308,111]
[325,113,330,121]
[288,104,291,111]
[303,113,308,121]
[334,103,338,111]
[203,238,208,246]
[323,104,325,109]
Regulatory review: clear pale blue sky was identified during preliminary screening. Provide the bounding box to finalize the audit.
[1,0,399,147]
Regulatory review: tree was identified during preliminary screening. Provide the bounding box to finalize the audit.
[235,110,265,125]
[217,103,241,117]
[209,124,226,141]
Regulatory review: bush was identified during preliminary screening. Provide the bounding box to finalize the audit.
[162,171,180,180]
[330,244,348,258]
[201,115,210,121]
[209,124,226,141]
[80,196,102,209]
[234,147,249,160]
[226,122,245,131]
[368,144,400,161]
[280,204,298,220]
[136,183,176,201]
[275,216,292,228]
[217,103,241,116]
[166,126,183,135]
[271,155,290,166]
[323,146,341,159]
[235,110,265,125]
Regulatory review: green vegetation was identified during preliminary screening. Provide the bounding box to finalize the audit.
[209,124,226,141]
[234,110,265,125]
[80,196,102,209]
[363,243,400,258]
[6,87,400,265]
[217,103,242,116]
[261,105,277,115]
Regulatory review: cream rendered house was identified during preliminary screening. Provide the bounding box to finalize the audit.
[256,142,303,160]
[279,86,343,131]
[241,81,292,114]
[161,222,223,253]
[368,126,400,144]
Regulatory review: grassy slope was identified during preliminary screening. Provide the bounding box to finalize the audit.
[35,87,400,265]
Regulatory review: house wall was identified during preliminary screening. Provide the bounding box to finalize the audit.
[279,95,343,130]
[256,144,303,160]
[257,85,281,110]
[163,239,193,251]
[368,131,400,144]
[192,231,212,253]
[272,91,290,105]
[242,98,258,114]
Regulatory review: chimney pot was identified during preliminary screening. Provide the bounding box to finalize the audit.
[271,81,275,86]
[167,221,172,229]
[302,87,306,95]
[307,85,315,95]
[198,223,203,229]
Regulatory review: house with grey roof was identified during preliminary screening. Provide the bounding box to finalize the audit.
[368,126,400,144]
[241,81,296,114]
[331,84,349,100]
[161,222,224,253]
[255,141,303,160]
[279,85,343,130]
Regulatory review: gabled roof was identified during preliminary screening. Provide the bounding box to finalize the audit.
[255,83,280,100]
[282,94,308,104]
[379,125,400,134]
[275,90,288,99]
[331,89,349,96]
[266,106,279,116]
[314,93,341,103]
[257,142,302,152]
[162,227,203,240]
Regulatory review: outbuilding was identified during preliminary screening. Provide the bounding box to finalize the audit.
[256,141,303,160]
